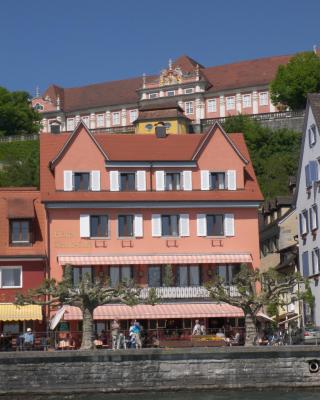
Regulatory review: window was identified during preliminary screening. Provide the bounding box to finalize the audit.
[10,220,31,245]
[207,99,217,113]
[161,215,179,236]
[74,172,90,191]
[50,122,60,134]
[242,94,251,108]
[72,267,93,286]
[149,93,159,99]
[82,116,89,128]
[300,210,309,235]
[120,173,136,191]
[302,251,309,278]
[129,109,138,123]
[310,204,319,231]
[109,266,132,287]
[312,248,320,275]
[167,90,175,97]
[90,215,108,237]
[215,264,240,284]
[148,266,163,287]
[34,103,44,111]
[184,101,194,115]
[184,88,194,94]
[118,215,134,237]
[97,114,104,128]
[176,265,200,286]
[210,172,226,190]
[165,173,181,191]
[309,124,317,147]
[226,96,235,110]
[206,214,224,236]
[0,267,22,288]
[112,112,120,125]
[259,92,268,106]
[67,118,75,131]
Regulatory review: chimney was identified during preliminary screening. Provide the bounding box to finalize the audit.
[155,122,167,138]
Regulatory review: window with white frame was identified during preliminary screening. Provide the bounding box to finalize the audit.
[226,96,235,110]
[210,172,226,190]
[300,210,309,235]
[67,118,75,131]
[309,124,317,147]
[312,248,320,275]
[206,214,224,236]
[112,112,120,125]
[129,109,138,123]
[167,90,175,97]
[149,93,159,99]
[207,99,217,113]
[34,103,44,111]
[82,116,90,128]
[310,204,319,231]
[184,88,194,94]
[259,92,268,106]
[0,266,22,288]
[242,94,252,108]
[96,114,104,128]
[184,101,194,114]
[165,172,181,191]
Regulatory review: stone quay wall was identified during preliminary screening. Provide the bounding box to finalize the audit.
[0,346,320,395]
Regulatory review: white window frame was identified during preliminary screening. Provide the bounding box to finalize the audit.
[226,96,235,111]
[184,88,194,94]
[96,114,104,128]
[242,94,252,108]
[129,109,138,123]
[310,204,319,231]
[0,266,22,289]
[207,99,217,113]
[184,101,194,115]
[67,118,75,131]
[259,92,268,106]
[309,124,317,147]
[81,116,90,128]
[313,248,320,275]
[149,93,159,99]
[301,210,309,235]
[112,112,120,126]
[167,90,175,97]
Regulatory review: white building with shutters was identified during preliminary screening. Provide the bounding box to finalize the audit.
[295,94,320,325]
[40,119,263,332]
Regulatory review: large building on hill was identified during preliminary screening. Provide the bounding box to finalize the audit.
[32,53,293,134]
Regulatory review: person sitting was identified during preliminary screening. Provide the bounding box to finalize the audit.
[216,329,226,339]
[200,323,206,336]
[23,328,34,350]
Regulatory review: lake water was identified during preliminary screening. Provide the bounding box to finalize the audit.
[1,390,318,400]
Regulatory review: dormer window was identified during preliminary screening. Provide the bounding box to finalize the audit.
[34,103,44,111]
[74,172,90,191]
[64,171,101,192]
[10,219,32,246]
[167,90,175,97]
[149,93,159,99]
[120,173,136,191]
[210,172,226,190]
[184,88,194,94]
[165,173,181,191]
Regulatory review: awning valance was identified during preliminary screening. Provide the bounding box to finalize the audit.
[58,253,252,266]
[0,304,42,321]
[7,198,35,219]
[60,303,244,321]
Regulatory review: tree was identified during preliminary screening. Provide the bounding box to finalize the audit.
[0,87,41,136]
[270,51,320,110]
[223,115,301,199]
[205,264,307,346]
[16,266,156,350]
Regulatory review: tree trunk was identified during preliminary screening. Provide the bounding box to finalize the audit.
[80,306,95,350]
[244,313,257,347]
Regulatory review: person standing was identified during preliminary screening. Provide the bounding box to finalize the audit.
[192,320,201,335]
[111,319,120,350]
[23,328,34,350]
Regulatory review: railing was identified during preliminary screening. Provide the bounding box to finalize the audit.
[0,134,39,143]
[90,126,135,134]
[139,285,240,299]
[201,110,305,128]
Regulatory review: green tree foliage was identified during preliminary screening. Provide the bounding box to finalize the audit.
[270,51,320,110]
[0,141,39,187]
[0,87,41,136]
[223,115,301,199]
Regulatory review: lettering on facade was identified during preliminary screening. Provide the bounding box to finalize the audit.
[54,241,94,249]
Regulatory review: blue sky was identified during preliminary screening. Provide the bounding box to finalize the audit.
[1,0,319,96]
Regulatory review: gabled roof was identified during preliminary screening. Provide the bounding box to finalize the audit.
[172,55,204,71]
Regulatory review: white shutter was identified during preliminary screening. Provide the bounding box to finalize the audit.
[224,213,235,236]
[91,171,101,191]
[227,170,237,190]
[136,170,146,191]
[197,214,207,236]
[134,214,143,237]
[155,171,165,191]
[201,170,210,190]
[182,171,192,191]
[179,214,190,236]
[152,214,161,237]
[110,171,119,191]
[80,214,90,238]
[63,170,73,191]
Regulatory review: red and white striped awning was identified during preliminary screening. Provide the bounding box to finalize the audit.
[61,303,244,320]
[58,253,252,266]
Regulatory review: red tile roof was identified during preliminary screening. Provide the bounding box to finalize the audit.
[43,54,293,112]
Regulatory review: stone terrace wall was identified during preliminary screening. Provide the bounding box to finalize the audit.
[0,347,319,395]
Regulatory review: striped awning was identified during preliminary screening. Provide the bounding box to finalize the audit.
[0,304,42,321]
[58,253,252,266]
[61,303,244,321]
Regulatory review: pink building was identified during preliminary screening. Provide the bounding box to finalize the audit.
[33,54,293,134]
[40,121,263,337]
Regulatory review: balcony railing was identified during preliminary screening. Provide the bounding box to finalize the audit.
[139,285,240,299]
[90,126,135,134]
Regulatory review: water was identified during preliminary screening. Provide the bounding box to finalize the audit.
[1,390,318,400]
